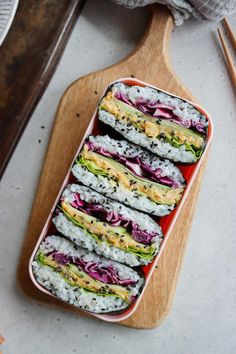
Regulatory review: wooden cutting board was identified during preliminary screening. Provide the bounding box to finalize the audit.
[18,5,209,329]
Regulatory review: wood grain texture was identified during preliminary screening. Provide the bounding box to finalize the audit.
[17,5,208,329]
[0,0,85,179]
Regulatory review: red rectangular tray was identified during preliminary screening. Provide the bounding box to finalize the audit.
[28,78,213,322]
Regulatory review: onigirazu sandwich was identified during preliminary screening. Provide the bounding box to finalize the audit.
[72,135,186,217]
[98,82,208,163]
[32,235,144,313]
[53,184,163,267]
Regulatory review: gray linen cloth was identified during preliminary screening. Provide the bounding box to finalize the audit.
[111,0,236,25]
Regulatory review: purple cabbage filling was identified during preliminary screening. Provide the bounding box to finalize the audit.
[86,141,180,188]
[48,251,136,286]
[68,192,158,245]
[115,91,206,134]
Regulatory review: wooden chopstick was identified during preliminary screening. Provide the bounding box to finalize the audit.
[223,18,236,52]
[217,27,236,89]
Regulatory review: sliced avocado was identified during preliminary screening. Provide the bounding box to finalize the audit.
[36,253,131,302]
[61,201,156,261]
[115,98,205,139]
[77,145,184,205]
[100,93,205,159]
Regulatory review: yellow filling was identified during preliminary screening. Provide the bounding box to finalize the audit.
[41,255,130,302]
[100,92,204,149]
[80,145,184,205]
[61,201,153,255]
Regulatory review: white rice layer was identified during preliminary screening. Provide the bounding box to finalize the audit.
[71,164,174,217]
[32,261,128,313]
[111,82,208,127]
[99,110,196,163]
[53,213,152,266]
[62,183,163,238]
[32,235,144,313]
[88,135,185,185]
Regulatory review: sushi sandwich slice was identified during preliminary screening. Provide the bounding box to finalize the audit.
[32,235,144,313]
[53,184,163,267]
[98,82,208,163]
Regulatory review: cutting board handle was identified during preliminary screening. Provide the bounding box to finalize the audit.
[128,5,173,70]
[109,4,191,100]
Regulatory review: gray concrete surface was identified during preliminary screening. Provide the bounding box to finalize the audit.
[0,0,236,353]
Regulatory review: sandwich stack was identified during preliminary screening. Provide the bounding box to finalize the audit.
[30,79,211,319]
